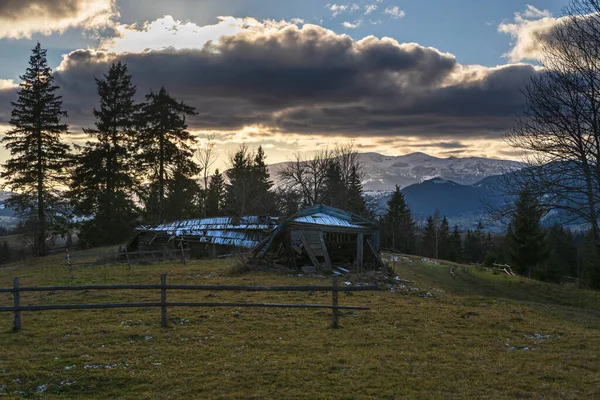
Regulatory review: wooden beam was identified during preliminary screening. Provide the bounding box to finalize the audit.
[366,239,385,270]
[356,233,364,272]
[319,231,332,270]
[298,230,320,269]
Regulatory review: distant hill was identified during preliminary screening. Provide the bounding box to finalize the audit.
[269,152,523,191]
[364,175,514,231]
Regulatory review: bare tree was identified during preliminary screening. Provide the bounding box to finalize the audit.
[196,134,217,217]
[504,0,600,261]
[276,142,362,207]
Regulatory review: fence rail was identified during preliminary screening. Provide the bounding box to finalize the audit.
[1,275,378,331]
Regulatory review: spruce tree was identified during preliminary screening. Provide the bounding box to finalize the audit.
[322,161,346,209]
[438,216,451,260]
[381,186,415,253]
[347,165,368,215]
[507,187,548,278]
[138,87,198,223]
[69,61,140,246]
[448,225,463,262]
[225,145,254,216]
[422,216,437,258]
[1,43,71,256]
[164,166,202,221]
[250,146,276,214]
[207,169,225,217]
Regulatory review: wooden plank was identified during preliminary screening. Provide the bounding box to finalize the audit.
[298,231,320,269]
[319,231,332,270]
[331,275,339,329]
[0,302,370,312]
[366,239,386,270]
[356,233,364,272]
[161,274,168,328]
[13,278,20,332]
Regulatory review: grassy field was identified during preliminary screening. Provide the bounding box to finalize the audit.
[0,252,599,399]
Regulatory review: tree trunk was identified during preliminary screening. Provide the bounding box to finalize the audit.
[37,132,45,257]
[159,130,165,224]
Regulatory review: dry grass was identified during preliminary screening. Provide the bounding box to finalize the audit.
[0,252,598,399]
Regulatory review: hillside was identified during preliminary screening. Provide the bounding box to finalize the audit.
[0,253,598,398]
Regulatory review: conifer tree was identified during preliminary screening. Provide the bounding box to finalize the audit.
[164,166,202,221]
[422,216,437,258]
[507,187,548,278]
[545,224,577,282]
[250,146,276,214]
[138,87,198,223]
[381,186,415,253]
[438,216,451,260]
[1,43,71,256]
[347,165,368,215]
[69,61,139,246]
[225,145,254,216]
[448,225,463,262]
[322,161,346,209]
[207,169,225,217]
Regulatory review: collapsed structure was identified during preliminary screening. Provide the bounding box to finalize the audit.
[127,205,383,271]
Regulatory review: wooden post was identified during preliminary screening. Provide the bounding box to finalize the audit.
[331,275,339,329]
[319,231,332,271]
[13,277,21,332]
[124,247,131,269]
[160,274,168,328]
[180,242,187,265]
[356,233,364,272]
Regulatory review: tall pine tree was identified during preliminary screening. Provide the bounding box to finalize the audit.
[138,87,198,223]
[347,165,368,216]
[69,61,140,246]
[207,169,225,217]
[1,43,71,256]
[381,186,415,253]
[507,187,548,278]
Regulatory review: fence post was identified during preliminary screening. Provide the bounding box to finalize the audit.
[180,242,187,265]
[331,275,339,329]
[160,274,168,328]
[124,247,131,269]
[13,277,21,332]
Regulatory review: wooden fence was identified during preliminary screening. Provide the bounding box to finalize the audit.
[0,275,378,331]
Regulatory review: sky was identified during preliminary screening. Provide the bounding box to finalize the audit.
[0,0,571,168]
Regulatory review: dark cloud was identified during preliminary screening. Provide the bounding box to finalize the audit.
[0,0,115,39]
[0,0,85,18]
[1,23,538,140]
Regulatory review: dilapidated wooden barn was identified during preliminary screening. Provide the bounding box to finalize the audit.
[126,205,383,272]
[253,205,384,272]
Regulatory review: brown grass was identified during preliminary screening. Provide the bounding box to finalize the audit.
[0,252,598,399]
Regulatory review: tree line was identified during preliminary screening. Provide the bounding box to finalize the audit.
[378,185,599,288]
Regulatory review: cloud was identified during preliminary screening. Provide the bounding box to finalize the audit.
[0,17,537,149]
[0,0,118,39]
[327,4,348,17]
[498,4,558,62]
[365,5,378,15]
[384,6,406,19]
[342,19,362,29]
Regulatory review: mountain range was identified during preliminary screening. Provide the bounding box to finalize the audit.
[269,152,523,191]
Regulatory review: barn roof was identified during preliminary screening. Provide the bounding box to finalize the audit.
[135,216,278,248]
[256,204,378,256]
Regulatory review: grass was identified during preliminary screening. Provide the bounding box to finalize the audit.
[0,252,599,399]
